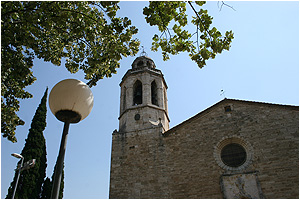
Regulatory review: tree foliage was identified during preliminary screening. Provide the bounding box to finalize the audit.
[41,163,64,199]
[143,1,234,67]
[40,177,52,199]
[6,88,48,199]
[1,1,139,142]
[1,1,233,142]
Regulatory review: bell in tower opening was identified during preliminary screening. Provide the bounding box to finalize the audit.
[133,80,142,105]
[151,81,158,106]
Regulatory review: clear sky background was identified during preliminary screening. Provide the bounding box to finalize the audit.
[1,1,299,199]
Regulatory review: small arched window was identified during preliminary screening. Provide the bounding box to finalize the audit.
[151,81,158,106]
[133,80,142,105]
[122,86,126,111]
[137,61,144,67]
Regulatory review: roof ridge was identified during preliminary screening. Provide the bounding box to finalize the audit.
[163,98,298,137]
[224,98,299,107]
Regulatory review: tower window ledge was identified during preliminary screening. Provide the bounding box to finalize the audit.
[147,103,159,108]
[118,104,170,121]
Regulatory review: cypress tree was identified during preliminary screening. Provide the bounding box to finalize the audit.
[6,88,48,199]
[41,163,64,199]
[40,177,51,199]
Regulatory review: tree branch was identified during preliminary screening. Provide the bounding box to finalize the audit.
[157,10,172,40]
[90,2,113,23]
[218,1,236,12]
[2,2,55,17]
[187,1,213,43]
[59,8,99,23]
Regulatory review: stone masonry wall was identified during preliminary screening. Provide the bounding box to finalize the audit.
[110,126,169,198]
[109,100,298,198]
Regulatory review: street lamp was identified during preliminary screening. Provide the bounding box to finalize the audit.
[11,153,36,199]
[49,79,94,199]
[11,153,24,199]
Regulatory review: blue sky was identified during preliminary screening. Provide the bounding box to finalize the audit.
[1,1,299,199]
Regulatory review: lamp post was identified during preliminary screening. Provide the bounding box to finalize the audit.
[11,153,24,199]
[11,153,36,199]
[49,79,94,199]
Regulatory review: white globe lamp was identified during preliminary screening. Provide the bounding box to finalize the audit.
[49,79,94,199]
[49,79,94,123]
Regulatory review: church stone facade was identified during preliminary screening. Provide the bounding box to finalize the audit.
[109,56,299,199]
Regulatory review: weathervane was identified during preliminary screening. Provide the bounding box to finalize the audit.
[220,89,226,99]
[140,45,148,57]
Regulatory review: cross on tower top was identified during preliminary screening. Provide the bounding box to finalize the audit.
[140,45,148,57]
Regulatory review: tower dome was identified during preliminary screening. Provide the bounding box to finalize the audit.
[131,56,156,70]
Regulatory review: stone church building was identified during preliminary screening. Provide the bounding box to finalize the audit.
[109,56,299,199]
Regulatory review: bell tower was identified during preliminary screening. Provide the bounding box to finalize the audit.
[118,56,169,133]
[110,56,170,198]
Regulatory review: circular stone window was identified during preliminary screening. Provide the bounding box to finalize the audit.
[214,137,253,171]
[221,143,246,168]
